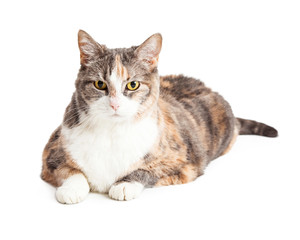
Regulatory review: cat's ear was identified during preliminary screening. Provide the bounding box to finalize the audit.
[135,33,162,69]
[78,30,105,66]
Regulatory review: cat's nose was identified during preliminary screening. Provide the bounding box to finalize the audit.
[110,97,120,111]
[110,103,120,111]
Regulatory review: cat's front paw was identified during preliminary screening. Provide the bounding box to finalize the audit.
[55,174,90,204]
[109,182,144,201]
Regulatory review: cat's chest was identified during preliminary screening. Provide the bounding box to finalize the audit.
[62,118,158,193]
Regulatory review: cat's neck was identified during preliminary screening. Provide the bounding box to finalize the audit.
[63,104,159,135]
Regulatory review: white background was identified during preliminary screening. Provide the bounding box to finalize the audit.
[1,0,299,239]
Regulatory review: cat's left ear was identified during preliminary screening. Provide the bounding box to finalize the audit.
[135,33,162,69]
[78,30,106,66]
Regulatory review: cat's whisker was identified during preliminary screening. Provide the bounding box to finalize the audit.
[63,113,87,126]
[63,106,91,124]
[63,105,89,115]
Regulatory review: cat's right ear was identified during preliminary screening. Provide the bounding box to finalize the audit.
[78,30,105,66]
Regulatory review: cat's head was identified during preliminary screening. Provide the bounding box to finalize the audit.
[70,30,162,125]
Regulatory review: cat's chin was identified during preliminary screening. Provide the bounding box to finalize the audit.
[106,113,133,122]
[88,110,135,124]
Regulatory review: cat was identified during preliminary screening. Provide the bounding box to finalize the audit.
[41,30,278,204]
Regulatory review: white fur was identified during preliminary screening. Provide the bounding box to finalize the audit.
[109,67,123,95]
[62,66,158,195]
[86,94,139,121]
[109,182,144,201]
[62,109,158,193]
[55,174,90,204]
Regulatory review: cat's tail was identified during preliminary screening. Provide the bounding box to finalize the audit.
[236,118,278,137]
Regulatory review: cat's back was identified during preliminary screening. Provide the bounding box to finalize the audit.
[160,75,211,101]
[159,75,236,160]
[159,75,230,118]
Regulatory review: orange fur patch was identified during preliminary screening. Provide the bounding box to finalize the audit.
[115,54,129,80]
[222,126,239,156]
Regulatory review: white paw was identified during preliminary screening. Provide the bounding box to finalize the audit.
[109,182,144,201]
[55,174,90,204]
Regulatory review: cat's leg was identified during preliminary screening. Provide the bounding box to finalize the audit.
[55,169,90,204]
[108,163,200,201]
[41,127,90,204]
[109,182,144,201]
[42,162,90,204]
[109,169,156,201]
[221,125,239,156]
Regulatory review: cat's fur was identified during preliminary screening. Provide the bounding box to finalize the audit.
[41,30,278,203]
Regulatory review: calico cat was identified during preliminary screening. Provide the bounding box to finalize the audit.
[41,30,278,203]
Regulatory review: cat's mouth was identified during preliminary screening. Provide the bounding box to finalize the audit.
[111,113,122,118]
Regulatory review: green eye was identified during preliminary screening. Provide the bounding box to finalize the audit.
[94,80,107,90]
[126,81,140,91]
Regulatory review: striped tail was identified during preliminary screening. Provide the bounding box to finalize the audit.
[237,118,278,137]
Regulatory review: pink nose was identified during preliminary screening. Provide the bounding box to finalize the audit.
[110,98,120,111]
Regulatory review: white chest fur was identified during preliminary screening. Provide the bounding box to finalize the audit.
[62,117,158,193]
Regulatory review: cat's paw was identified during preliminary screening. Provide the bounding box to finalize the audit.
[108,182,144,201]
[55,174,90,204]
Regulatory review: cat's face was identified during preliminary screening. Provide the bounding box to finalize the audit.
[74,30,162,123]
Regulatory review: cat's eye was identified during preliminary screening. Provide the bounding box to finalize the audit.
[126,81,140,91]
[94,80,107,90]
